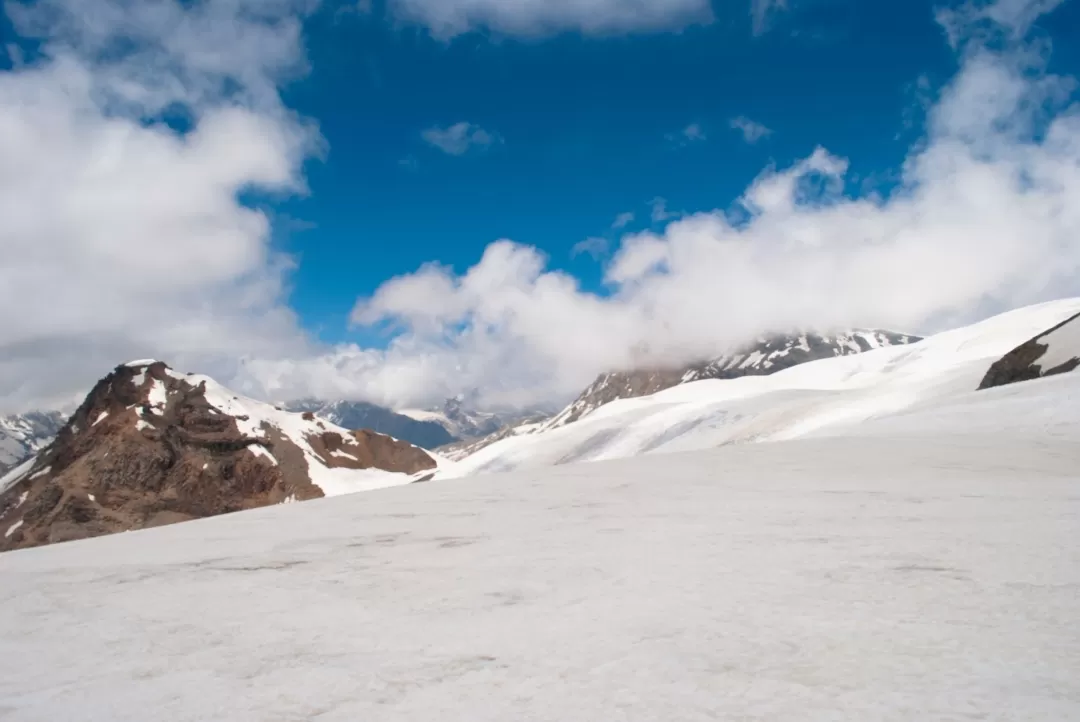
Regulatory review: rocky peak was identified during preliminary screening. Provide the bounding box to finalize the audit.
[542,368,686,429]
[0,361,438,552]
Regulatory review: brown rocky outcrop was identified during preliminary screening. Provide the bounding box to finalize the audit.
[0,361,437,552]
[979,312,1080,390]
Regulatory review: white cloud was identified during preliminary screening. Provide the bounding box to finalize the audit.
[6,0,1080,418]
[750,0,788,36]
[649,197,679,223]
[612,212,636,229]
[730,116,773,144]
[667,122,707,146]
[571,237,609,260]
[236,0,1080,411]
[937,0,1067,47]
[382,0,712,38]
[421,122,500,156]
[0,0,320,412]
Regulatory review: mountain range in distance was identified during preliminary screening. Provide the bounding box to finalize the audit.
[0,328,920,476]
[3,304,1080,552]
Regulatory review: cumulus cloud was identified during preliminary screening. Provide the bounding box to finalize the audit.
[5,0,1079,418]
[421,122,500,156]
[730,116,773,144]
[237,0,1080,410]
[381,0,712,38]
[0,0,320,412]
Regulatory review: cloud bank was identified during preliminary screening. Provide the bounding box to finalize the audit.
[238,0,1080,410]
[0,0,320,412]
[2,0,1079,416]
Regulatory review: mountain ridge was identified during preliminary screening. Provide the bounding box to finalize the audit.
[434,300,1080,479]
[544,329,921,431]
[0,361,437,551]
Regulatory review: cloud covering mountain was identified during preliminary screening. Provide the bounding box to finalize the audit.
[2,0,1079,416]
[236,1,1080,410]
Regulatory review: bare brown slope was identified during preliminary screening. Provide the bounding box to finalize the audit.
[0,362,435,552]
[979,312,1080,390]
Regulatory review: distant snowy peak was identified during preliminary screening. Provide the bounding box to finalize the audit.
[0,410,65,476]
[436,299,1080,480]
[286,399,456,450]
[399,398,538,442]
[980,311,1080,389]
[436,413,552,461]
[546,329,921,430]
[681,330,921,383]
[0,361,438,552]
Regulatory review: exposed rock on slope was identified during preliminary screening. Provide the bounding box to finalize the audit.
[0,411,65,476]
[980,311,1080,390]
[0,361,436,552]
[545,330,921,431]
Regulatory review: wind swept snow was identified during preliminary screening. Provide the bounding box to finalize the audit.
[0,431,1078,721]
[443,298,1080,478]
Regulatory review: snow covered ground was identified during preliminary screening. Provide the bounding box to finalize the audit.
[440,298,1080,478]
[1,412,1078,720]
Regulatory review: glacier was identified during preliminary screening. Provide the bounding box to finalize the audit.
[1,370,1078,720]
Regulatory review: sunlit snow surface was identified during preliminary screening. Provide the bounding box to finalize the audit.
[442,298,1080,478]
[1,377,1079,720]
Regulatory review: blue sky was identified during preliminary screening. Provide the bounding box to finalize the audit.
[280,0,979,341]
[2,0,1080,411]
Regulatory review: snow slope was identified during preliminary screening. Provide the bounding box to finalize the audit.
[442,298,1080,478]
[539,330,920,432]
[1,407,1078,720]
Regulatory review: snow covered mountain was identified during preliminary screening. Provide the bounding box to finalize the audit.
[437,301,1080,479]
[980,310,1080,389]
[285,399,456,450]
[0,411,65,476]
[399,397,540,441]
[0,361,439,551]
[436,412,552,461]
[542,330,920,431]
[3,379,1078,720]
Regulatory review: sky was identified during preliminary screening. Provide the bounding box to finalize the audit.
[0,0,1079,413]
